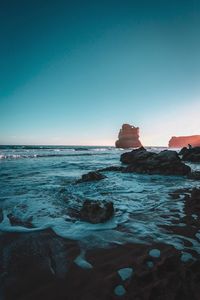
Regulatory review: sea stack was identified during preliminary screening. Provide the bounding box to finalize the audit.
[169,135,200,148]
[115,123,142,148]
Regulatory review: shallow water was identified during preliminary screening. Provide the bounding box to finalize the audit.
[0,145,199,253]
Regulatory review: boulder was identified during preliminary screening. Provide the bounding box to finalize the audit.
[120,147,154,164]
[80,200,114,223]
[76,171,106,183]
[7,213,34,228]
[115,124,142,148]
[169,135,200,148]
[0,230,79,299]
[187,171,200,180]
[181,147,200,162]
[121,148,191,176]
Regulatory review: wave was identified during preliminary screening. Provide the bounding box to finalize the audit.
[0,152,112,160]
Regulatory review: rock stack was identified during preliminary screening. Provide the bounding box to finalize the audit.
[115,124,142,148]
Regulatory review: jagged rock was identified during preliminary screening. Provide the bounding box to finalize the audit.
[180,146,200,162]
[169,135,200,148]
[121,148,191,176]
[80,200,114,223]
[120,147,154,164]
[7,213,34,228]
[76,171,106,183]
[115,124,142,148]
[187,171,200,180]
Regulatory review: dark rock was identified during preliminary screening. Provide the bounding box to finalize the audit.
[0,230,79,300]
[121,148,191,176]
[0,208,3,223]
[120,147,154,164]
[98,166,125,172]
[115,123,142,148]
[7,213,34,228]
[80,200,114,224]
[181,147,200,162]
[187,171,200,180]
[169,188,192,199]
[179,147,188,156]
[76,171,106,183]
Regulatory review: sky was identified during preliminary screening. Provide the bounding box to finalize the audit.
[0,0,200,146]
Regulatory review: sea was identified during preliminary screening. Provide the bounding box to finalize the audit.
[0,145,200,252]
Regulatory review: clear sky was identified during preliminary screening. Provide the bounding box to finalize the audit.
[0,0,200,146]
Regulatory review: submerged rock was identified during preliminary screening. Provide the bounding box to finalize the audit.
[76,171,106,183]
[115,123,142,148]
[7,213,34,228]
[98,166,125,172]
[121,148,190,176]
[80,200,114,224]
[180,146,200,162]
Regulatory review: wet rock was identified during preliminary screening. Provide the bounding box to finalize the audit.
[181,146,200,162]
[7,213,34,228]
[121,148,191,176]
[187,171,200,180]
[115,123,142,148]
[169,188,192,199]
[0,208,3,223]
[120,147,154,164]
[76,171,106,183]
[80,200,114,224]
[179,147,188,156]
[98,166,125,172]
[0,230,79,300]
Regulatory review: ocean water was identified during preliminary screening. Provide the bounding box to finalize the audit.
[0,145,200,253]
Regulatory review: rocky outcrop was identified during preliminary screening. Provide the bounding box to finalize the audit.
[80,200,114,223]
[169,135,200,148]
[115,124,142,148]
[120,147,191,176]
[187,171,200,180]
[76,171,106,183]
[180,146,200,162]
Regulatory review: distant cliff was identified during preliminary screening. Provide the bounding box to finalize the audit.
[115,124,142,148]
[169,135,200,148]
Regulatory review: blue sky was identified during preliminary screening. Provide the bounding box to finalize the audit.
[0,0,200,146]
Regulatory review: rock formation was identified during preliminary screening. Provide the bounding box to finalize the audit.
[120,147,191,176]
[169,135,200,148]
[80,200,114,223]
[179,146,200,162]
[115,124,142,148]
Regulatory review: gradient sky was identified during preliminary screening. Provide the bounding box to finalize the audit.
[0,0,200,146]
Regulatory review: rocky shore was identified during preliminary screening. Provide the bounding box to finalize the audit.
[1,188,200,300]
[1,146,200,299]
